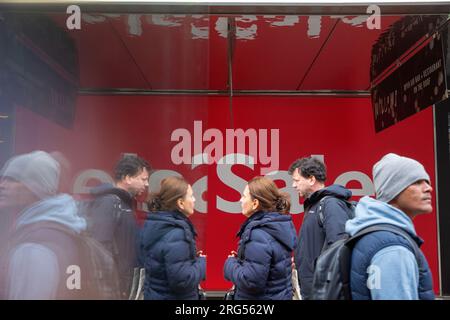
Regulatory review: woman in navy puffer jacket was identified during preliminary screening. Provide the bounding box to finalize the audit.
[224,176,297,300]
[140,176,206,300]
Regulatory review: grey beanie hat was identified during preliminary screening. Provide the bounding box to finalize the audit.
[373,153,430,203]
[0,151,60,199]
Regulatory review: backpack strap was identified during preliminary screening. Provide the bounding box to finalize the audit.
[111,194,131,226]
[346,224,422,264]
[318,196,355,227]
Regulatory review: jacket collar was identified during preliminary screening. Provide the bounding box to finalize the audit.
[236,211,266,238]
[152,210,198,238]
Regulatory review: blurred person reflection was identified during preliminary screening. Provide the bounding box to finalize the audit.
[0,151,87,299]
[86,154,151,299]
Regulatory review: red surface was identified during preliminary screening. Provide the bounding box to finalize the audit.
[300,16,401,90]
[13,95,439,292]
[48,14,401,91]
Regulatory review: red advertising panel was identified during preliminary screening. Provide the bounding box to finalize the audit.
[13,95,439,292]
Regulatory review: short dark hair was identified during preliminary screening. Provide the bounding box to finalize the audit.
[288,157,327,183]
[114,154,151,182]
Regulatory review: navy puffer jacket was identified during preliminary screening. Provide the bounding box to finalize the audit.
[140,211,206,300]
[224,211,297,300]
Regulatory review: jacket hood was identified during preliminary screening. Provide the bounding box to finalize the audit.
[306,184,352,207]
[239,211,296,251]
[141,211,196,249]
[15,194,87,233]
[90,183,133,207]
[345,196,418,239]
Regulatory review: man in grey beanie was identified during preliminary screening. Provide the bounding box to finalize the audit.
[0,151,87,299]
[0,150,60,201]
[344,153,435,300]
[372,153,431,205]
[0,151,60,243]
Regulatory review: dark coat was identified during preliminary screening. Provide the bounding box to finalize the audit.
[140,211,206,300]
[89,183,138,299]
[294,184,353,300]
[224,211,297,300]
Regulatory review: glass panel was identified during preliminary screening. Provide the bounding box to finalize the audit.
[0,6,444,298]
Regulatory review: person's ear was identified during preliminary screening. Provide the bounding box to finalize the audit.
[177,198,184,211]
[252,198,259,211]
[124,175,133,185]
[309,175,316,186]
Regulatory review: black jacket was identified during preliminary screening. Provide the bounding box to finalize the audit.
[89,183,138,299]
[294,184,352,300]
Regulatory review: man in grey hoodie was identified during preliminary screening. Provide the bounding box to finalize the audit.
[345,153,435,300]
[0,151,87,299]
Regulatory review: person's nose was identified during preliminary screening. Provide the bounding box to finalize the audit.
[423,181,433,193]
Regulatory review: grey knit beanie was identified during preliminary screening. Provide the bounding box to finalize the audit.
[0,151,60,199]
[373,153,430,203]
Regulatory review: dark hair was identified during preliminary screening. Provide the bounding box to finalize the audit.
[148,176,189,212]
[248,176,291,214]
[288,157,327,183]
[114,154,151,182]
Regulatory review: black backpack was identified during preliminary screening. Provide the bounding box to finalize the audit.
[311,224,422,300]
[317,196,356,228]
[13,221,120,300]
[76,193,127,238]
[77,192,139,299]
[316,196,356,253]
